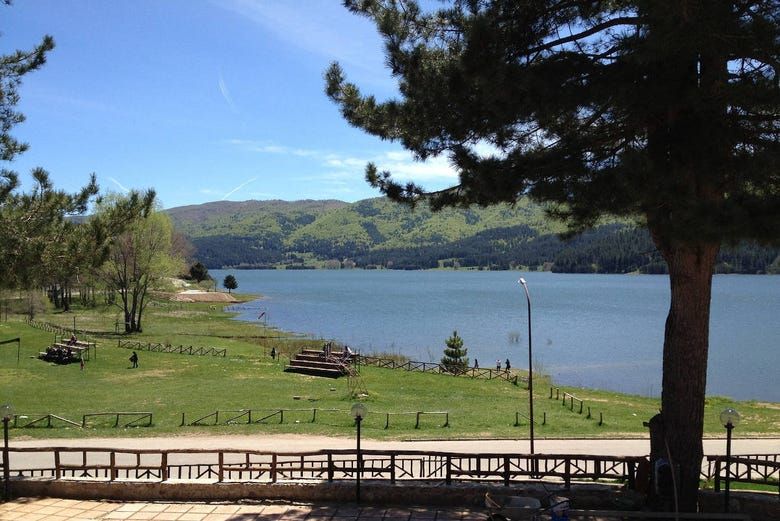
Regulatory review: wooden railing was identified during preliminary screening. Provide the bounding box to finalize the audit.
[357,355,524,385]
[118,340,226,357]
[706,454,780,496]
[8,447,778,494]
[6,448,643,488]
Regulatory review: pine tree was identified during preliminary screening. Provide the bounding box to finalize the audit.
[189,262,210,283]
[327,0,780,510]
[441,331,468,374]
[223,274,238,294]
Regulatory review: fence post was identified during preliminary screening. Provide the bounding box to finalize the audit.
[271,454,277,483]
[444,412,449,427]
[627,461,636,489]
[714,458,722,491]
[110,452,116,481]
[542,412,546,426]
[564,458,571,488]
[161,452,168,481]
[579,401,583,414]
[415,412,420,429]
[218,452,224,482]
[385,413,390,429]
[549,387,553,399]
[311,409,316,423]
[390,454,396,484]
[54,450,61,480]
[279,410,284,424]
[327,453,333,482]
[504,456,511,486]
[587,406,591,419]
[599,412,603,426]
[446,455,452,485]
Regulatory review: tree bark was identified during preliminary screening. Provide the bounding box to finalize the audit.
[655,239,720,511]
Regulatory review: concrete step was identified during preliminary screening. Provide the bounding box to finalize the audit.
[288,359,345,370]
[284,365,344,378]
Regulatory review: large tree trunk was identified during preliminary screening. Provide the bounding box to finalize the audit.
[655,239,720,511]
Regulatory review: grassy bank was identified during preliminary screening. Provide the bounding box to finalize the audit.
[0,294,777,440]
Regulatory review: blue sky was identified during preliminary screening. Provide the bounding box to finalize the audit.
[4,0,456,209]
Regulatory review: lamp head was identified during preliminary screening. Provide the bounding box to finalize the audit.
[351,403,367,420]
[518,278,527,285]
[0,403,13,421]
[720,407,740,428]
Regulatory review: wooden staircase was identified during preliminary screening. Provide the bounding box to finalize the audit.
[285,347,355,378]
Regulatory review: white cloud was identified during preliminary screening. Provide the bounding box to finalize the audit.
[108,177,130,193]
[222,177,258,199]
[225,138,460,195]
[218,72,239,113]
[217,0,394,90]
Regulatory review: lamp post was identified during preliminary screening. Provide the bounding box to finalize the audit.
[720,407,739,513]
[350,403,367,503]
[1,403,13,502]
[517,278,535,464]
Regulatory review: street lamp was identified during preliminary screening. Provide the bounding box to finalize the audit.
[350,403,367,503]
[720,407,740,513]
[1,403,13,502]
[517,278,535,475]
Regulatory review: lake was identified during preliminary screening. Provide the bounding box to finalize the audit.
[211,270,780,402]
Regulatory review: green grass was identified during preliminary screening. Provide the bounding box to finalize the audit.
[1,296,778,440]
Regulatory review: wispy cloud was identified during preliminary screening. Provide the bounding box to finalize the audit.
[217,0,393,90]
[108,177,130,193]
[226,138,459,193]
[226,139,319,157]
[218,72,239,113]
[222,177,258,199]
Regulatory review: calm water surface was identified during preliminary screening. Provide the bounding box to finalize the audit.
[212,270,779,402]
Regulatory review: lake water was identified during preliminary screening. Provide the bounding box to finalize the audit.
[211,270,780,402]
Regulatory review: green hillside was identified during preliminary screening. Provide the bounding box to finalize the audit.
[166,198,779,274]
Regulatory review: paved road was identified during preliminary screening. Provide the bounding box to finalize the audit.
[8,434,779,471]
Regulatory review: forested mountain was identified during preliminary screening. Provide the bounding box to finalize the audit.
[167,198,779,274]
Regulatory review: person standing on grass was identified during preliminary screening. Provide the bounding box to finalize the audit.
[505,359,511,372]
[129,351,138,368]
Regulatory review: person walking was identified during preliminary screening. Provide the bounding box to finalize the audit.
[129,351,138,368]
[505,358,511,372]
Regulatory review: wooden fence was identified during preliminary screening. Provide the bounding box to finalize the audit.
[6,447,777,494]
[118,340,226,357]
[706,454,780,496]
[6,447,643,488]
[180,408,451,429]
[550,387,603,426]
[24,317,103,337]
[357,355,524,385]
[10,412,152,429]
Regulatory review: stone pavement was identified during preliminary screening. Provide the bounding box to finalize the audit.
[0,498,487,521]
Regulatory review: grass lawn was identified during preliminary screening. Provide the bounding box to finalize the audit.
[1,294,778,440]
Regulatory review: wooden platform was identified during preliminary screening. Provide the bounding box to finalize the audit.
[284,348,354,378]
